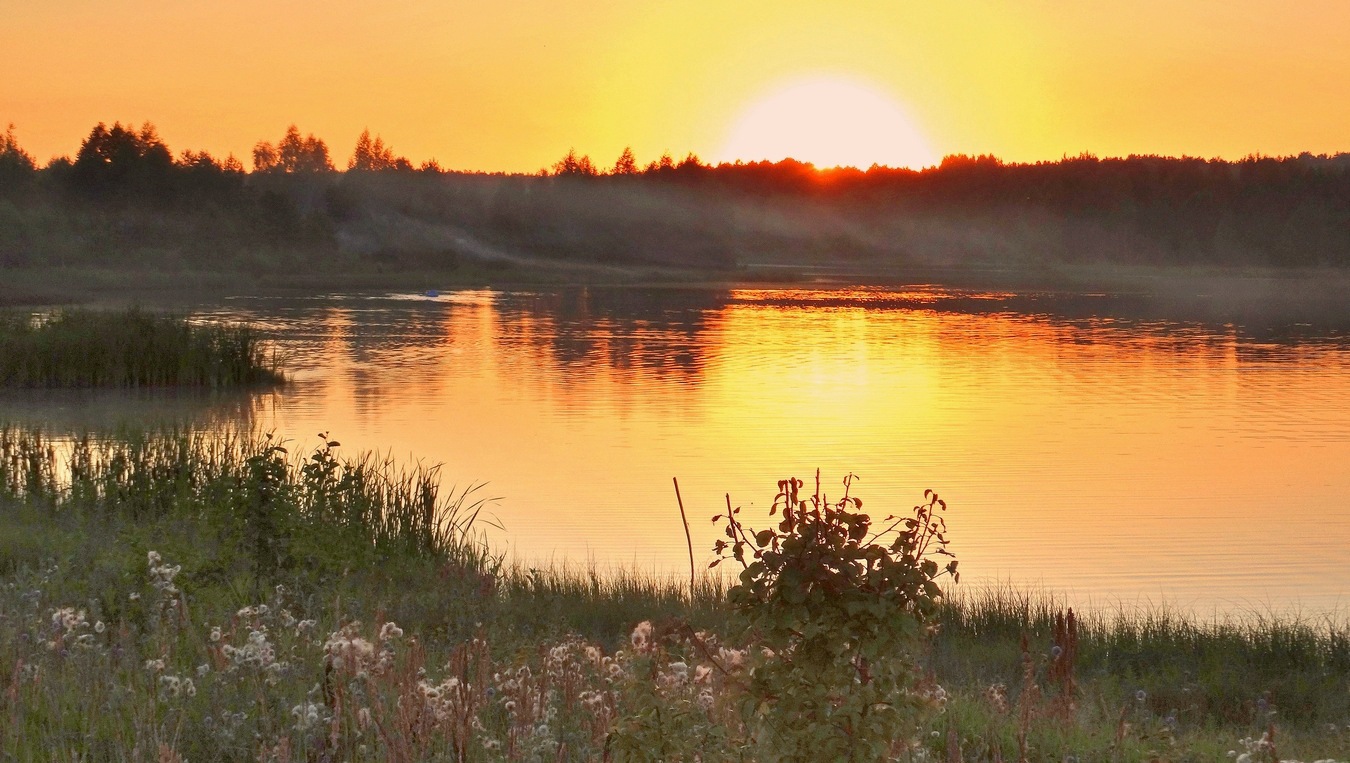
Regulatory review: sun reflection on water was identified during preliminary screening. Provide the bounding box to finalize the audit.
[24,286,1345,616]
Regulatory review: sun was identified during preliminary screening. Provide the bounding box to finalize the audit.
[718,76,937,170]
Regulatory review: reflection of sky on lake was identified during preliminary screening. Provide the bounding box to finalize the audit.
[15,286,1350,616]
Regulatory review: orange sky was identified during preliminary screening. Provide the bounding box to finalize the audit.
[3,1,1349,172]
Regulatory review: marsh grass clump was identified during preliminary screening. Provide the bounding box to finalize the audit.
[0,307,283,388]
[0,426,489,597]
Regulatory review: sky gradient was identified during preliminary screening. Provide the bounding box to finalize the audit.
[3,1,1349,172]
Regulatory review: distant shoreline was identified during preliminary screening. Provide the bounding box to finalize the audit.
[4,261,1348,327]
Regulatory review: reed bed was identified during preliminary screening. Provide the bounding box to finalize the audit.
[0,423,1346,760]
[0,308,283,388]
[0,425,492,591]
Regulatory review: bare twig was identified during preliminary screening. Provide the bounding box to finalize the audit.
[672,477,695,603]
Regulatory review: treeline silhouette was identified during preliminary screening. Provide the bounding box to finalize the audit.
[2,121,1349,276]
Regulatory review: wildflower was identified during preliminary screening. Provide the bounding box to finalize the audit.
[51,607,88,633]
[148,551,161,566]
[210,626,222,642]
[145,658,166,672]
[94,621,106,634]
[719,647,746,669]
[379,622,403,641]
[697,690,715,710]
[694,664,712,684]
[291,701,326,732]
[630,620,653,651]
[1135,689,1147,703]
[323,626,376,674]
[927,685,949,706]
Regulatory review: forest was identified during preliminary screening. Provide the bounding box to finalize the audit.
[2,122,1349,280]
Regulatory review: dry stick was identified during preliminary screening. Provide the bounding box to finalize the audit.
[672,477,695,603]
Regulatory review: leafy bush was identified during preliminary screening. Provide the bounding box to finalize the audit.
[712,472,958,761]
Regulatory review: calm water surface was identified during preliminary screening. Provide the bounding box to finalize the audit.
[13,287,1350,614]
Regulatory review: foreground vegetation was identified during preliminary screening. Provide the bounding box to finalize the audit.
[0,425,1346,761]
[0,308,283,388]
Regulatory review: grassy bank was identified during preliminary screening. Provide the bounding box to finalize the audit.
[0,308,283,388]
[0,425,1345,760]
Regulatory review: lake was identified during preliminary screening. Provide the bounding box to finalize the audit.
[7,285,1349,615]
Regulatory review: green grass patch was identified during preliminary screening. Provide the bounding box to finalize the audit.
[0,307,283,388]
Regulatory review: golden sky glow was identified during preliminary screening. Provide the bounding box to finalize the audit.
[3,1,1350,172]
[718,77,937,168]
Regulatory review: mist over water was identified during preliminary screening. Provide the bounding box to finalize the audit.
[14,286,1350,615]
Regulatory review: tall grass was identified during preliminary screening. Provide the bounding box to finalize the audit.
[0,308,283,388]
[931,585,1350,743]
[0,425,491,589]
